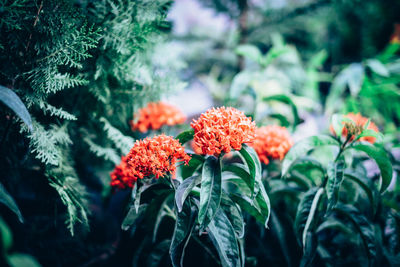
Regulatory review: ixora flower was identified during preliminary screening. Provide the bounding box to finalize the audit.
[251,125,293,165]
[125,134,190,182]
[331,113,379,144]
[191,107,256,157]
[130,102,186,133]
[110,156,136,189]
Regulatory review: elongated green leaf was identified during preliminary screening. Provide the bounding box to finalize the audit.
[134,184,152,212]
[326,159,345,211]
[295,187,324,248]
[0,183,24,223]
[350,143,393,193]
[148,239,171,267]
[170,201,196,267]
[143,190,174,233]
[230,194,264,224]
[300,232,318,267]
[176,129,194,145]
[223,163,255,198]
[239,144,261,183]
[207,208,240,267]
[333,204,376,263]
[175,175,201,212]
[0,85,33,131]
[220,192,244,238]
[8,253,41,267]
[239,145,270,227]
[282,135,339,176]
[198,156,222,229]
[153,197,172,242]
[344,171,376,214]
[263,94,301,128]
[121,204,148,231]
[254,179,271,228]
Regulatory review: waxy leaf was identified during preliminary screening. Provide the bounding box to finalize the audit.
[295,187,324,248]
[0,85,33,131]
[344,170,377,214]
[354,129,383,143]
[282,135,339,176]
[121,204,148,231]
[223,163,256,198]
[263,94,301,128]
[0,182,24,223]
[170,201,196,267]
[175,175,201,212]
[220,191,245,238]
[198,156,222,229]
[326,159,345,211]
[350,143,392,193]
[239,144,270,227]
[333,204,376,263]
[181,154,204,179]
[148,239,171,267]
[207,208,240,267]
[176,129,194,145]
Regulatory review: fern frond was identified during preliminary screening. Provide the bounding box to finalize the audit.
[83,137,120,165]
[100,117,134,154]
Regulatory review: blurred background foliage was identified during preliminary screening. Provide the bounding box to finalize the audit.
[0,0,399,266]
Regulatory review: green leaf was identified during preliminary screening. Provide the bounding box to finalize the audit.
[147,239,171,267]
[326,159,345,211]
[239,144,261,183]
[282,135,339,176]
[333,204,376,263]
[0,182,24,223]
[286,157,326,176]
[121,204,148,231]
[175,175,201,212]
[170,201,196,267]
[366,59,389,77]
[8,254,42,267]
[300,232,318,267]
[176,129,194,145]
[207,208,240,267]
[198,156,222,229]
[230,194,265,225]
[350,143,393,193]
[0,85,33,131]
[295,187,324,248]
[344,170,376,214]
[0,217,12,252]
[239,145,270,227]
[355,129,383,143]
[223,163,256,198]
[263,94,301,128]
[220,192,245,238]
[235,44,262,63]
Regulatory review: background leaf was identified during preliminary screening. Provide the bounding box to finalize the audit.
[282,135,339,176]
[350,143,393,192]
[0,85,33,131]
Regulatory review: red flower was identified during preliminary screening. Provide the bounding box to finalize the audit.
[330,113,379,144]
[251,125,293,165]
[191,107,256,157]
[126,134,190,181]
[130,102,186,133]
[110,156,136,189]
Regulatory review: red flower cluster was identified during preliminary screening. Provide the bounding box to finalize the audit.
[331,113,379,144]
[251,125,293,165]
[110,156,136,189]
[191,107,256,157]
[111,135,190,189]
[130,102,186,133]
